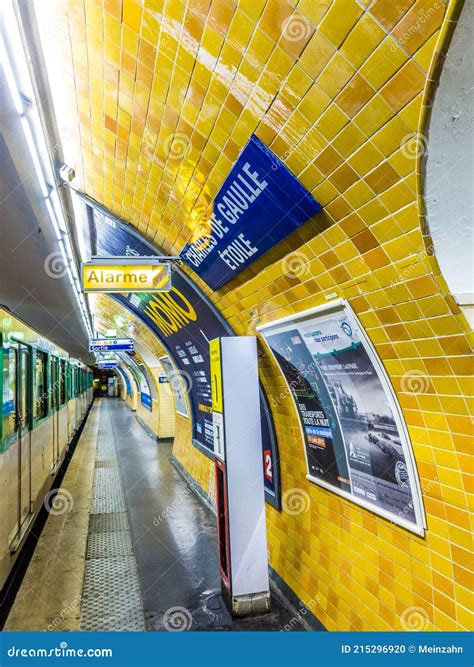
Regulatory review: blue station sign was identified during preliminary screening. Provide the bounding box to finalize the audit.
[180,135,322,290]
[89,337,134,352]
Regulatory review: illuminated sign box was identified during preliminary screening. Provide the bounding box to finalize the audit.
[90,338,134,352]
[82,258,171,293]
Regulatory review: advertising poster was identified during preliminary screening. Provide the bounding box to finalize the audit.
[90,205,280,506]
[180,135,322,290]
[160,356,189,417]
[138,363,152,411]
[116,366,131,396]
[260,302,425,533]
[116,352,152,411]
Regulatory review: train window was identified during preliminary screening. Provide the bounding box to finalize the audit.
[35,351,48,420]
[19,349,29,430]
[8,349,17,435]
[50,357,57,409]
[66,362,70,400]
[60,360,66,405]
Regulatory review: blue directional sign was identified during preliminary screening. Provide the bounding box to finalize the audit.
[89,338,134,352]
[97,362,119,369]
[180,135,322,290]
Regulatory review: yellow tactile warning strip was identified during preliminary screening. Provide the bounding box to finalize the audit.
[35,0,473,632]
[5,404,99,631]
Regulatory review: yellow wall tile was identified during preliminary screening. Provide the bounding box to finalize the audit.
[51,0,470,634]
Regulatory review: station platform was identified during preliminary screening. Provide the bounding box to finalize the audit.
[4,400,308,632]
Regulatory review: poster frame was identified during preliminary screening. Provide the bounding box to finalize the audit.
[257,298,427,536]
[159,354,190,419]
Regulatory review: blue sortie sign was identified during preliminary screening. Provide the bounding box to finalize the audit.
[180,135,322,290]
[89,339,134,352]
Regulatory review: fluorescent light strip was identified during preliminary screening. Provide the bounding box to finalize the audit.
[20,117,50,198]
[44,198,62,240]
[1,1,93,339]
[0,39,23,113]
[71,194,91,264]
[50,190,68,232]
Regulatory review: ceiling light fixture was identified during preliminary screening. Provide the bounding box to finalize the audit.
[0,0,93,339]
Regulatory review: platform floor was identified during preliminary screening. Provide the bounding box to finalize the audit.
[5,399,308,632]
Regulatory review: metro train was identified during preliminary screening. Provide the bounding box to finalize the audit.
[0,308,93,591]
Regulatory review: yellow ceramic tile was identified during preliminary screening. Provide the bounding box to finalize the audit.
[347,141,385,176]
[317,52,356,98]
[371,116,412,155]
[353,94,394,136]
[392,0,445,54]
[317,105,350,141]
[331,123,367,157]
[40,0,471,635]
[414,30,439,72]
[340,13,386,68]
[318,0,364,48]
[298,31,336,79]
[298,0,332,25]
[360,38,408,90]
[344,179,376,208]
[398,92,424,132]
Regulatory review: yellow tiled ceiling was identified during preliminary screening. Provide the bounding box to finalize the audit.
[35,0,474,633]
[39,0,443,256]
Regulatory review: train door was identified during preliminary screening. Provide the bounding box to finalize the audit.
[50,356,60,471]
[10,341,32,548]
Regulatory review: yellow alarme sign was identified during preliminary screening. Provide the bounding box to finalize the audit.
[82,264,171,293]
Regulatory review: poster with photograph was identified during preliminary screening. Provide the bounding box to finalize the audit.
[260,302,425,534]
